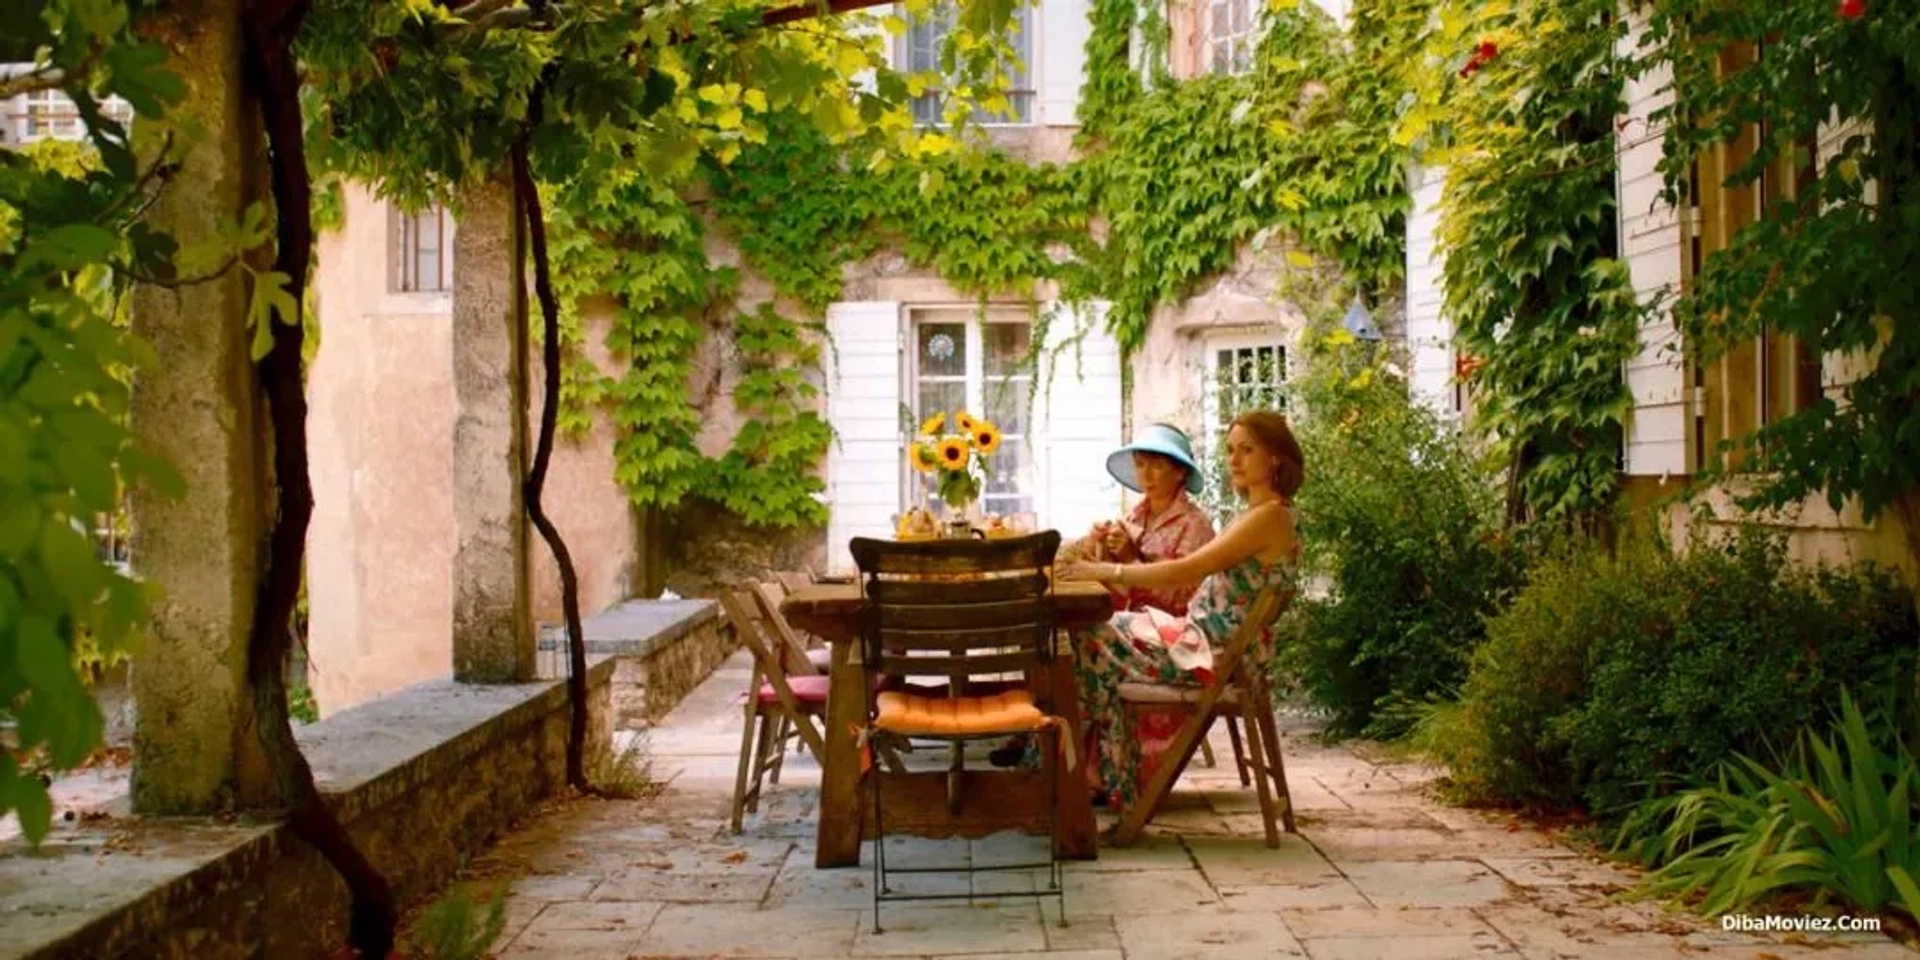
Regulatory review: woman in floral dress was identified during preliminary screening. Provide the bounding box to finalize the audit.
[1058,410,1304,810]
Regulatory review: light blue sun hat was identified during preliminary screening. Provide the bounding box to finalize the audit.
[1106,423,1204,495]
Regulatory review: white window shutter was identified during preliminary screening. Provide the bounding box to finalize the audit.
[1039,0,1088,126]
[1037,301,1124,542]
[825,301,904,576]
[1616,15,1688,478]
[1404,164,1454,419]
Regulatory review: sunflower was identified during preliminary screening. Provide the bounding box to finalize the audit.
[909,442,941,473]
[936,435,971,470]
[917,412,945,436]
[970,420,1002,456]
[954,411,977,433]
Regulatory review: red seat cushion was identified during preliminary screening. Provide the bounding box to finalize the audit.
[756,673,831,706]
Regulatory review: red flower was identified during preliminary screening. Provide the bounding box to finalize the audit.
[1477,40,1499,61]
[1455,354,1486,379]
[1839,0,1865,18]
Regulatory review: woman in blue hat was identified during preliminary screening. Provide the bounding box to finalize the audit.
[1057,410,1305,813]
[1075,423,1217,617]
[992,424,1218,769]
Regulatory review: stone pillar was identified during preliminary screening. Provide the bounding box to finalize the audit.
[450,175,534,682]
[128,0,263,814]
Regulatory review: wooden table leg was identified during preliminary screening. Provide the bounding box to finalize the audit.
[815,637,866,868]
[1048,653,1098,859]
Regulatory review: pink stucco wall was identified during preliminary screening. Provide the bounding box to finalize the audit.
[307,185,639,717]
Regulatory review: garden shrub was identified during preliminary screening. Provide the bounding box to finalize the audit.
[1275,327,1524,738]
[1429,523,1918,817]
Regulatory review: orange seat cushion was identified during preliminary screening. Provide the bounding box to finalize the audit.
[873,689,1047,736]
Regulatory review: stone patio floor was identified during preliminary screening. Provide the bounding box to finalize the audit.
[468,650,1917,959]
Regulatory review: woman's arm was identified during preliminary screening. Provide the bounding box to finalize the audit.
[1063,504,1290,589]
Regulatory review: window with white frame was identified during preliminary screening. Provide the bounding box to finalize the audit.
[1206,0,1256,76]
[23,88,80,139]
[1203,334,1287,441]
[907,308,1036,517]
[392,204,453,293]
[902,2,1034,125]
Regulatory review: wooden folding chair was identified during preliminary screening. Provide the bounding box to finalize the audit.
[753,581,832,675]
[721,589,829,834]
[1112,584,1297,848]
[773,568,816,593]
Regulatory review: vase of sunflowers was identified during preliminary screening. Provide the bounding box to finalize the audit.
[908,410,1002,536]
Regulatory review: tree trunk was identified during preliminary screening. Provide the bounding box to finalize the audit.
[510,85,593,791]
[239,1,395,954]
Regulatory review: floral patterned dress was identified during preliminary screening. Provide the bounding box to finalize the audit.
[1069,529,1301,810]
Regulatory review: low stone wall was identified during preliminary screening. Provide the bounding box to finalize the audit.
[536,598,734,729]
[0,660,614,960]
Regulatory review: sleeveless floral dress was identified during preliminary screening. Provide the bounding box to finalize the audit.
[1069,537,1301,810]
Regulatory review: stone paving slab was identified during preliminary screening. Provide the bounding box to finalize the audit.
[455,649,1915,960]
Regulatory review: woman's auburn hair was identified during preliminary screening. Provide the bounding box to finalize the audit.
[1228,409,1305,498]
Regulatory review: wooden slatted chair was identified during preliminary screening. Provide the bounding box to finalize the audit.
[721,588,829,834]
[1111,583,1297,848]
[848,532,1070,933]
[754,581,833,676]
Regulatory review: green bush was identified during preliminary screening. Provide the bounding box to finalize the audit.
[1277,328,1524,738]
[1616,691,1920,923]
[1428,525,1917,816]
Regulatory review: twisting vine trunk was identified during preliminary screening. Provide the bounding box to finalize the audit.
[242,1,396,955]
[509,84,593,791]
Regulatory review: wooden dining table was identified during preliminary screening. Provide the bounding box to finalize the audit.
[781,579,1116,868]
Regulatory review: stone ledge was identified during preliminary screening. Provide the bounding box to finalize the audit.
[535,598,716,658]
[537,598,734,729]
[0,658,615,960]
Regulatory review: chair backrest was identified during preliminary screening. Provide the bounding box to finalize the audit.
[721,587,806,687]
[748,581,818,678]
[847,531,1062,686]
[774,569,816,592]
[1209,582,1294,688]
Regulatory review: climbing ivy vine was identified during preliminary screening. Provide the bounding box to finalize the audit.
[533,0,1424,526]
[1398,0,1641,525]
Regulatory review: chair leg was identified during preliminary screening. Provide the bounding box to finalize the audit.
[1114,703,1216,846]
[947,741,964,816]
[747,712,776,815]
[1198,738,1217,768]
[731,699,762,834]
[1225,716,1252,787]
[871,735,890,934]
[1236,708,1282,849]
[1249,685,1297,833]
[769,714,791,785]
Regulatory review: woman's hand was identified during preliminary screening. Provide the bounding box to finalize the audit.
[1101,523,1136,561]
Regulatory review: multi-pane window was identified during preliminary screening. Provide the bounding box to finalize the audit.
[92,509,130,576]
[902,2,1034,125]
[908,308,1035,517]
[1206,0,1256,76]
[1205,337,1287,439]
[393,204,454,293]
